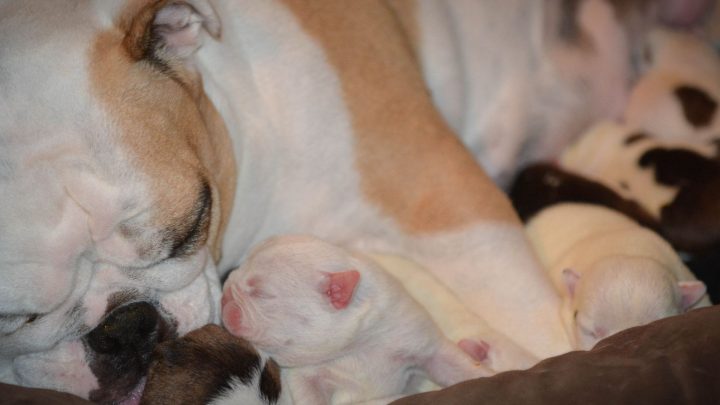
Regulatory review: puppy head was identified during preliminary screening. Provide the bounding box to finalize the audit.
[221,235,371,367]
[562,256,706,350]
[141,324,281,405]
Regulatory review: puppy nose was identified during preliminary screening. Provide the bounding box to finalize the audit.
[86,302,169,356]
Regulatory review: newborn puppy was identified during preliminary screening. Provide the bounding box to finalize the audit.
[367,253,538,373]
[526,203,710,350]
[141,324,286,405]
[559,122,717,219]
[221,235,491,404]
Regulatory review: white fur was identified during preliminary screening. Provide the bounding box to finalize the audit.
[526,203,710,350]
[355,225,572,358]
[200,0,571,360]
[209,355,291,405]
[368,253,538,372]
[414,0,637,185]
[222,235,491,404]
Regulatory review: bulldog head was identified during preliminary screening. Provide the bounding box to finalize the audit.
[0,0,236,403]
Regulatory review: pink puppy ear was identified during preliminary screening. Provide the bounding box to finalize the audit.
[562,268,581,298]
[324,270,361,310]
[678,280,707,311]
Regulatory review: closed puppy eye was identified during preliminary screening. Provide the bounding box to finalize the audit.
[249,288,275,299]
[578,323,598,339]
[0,313,41,335]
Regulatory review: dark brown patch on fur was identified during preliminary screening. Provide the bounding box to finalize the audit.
[509,163,658,229]
[639,148,716,186]
[639,147,720,253]
[259,358,282,403]
[624,132,649,146]
[140,324,266,405]
[674,85,718,128]
[105,290,142,315]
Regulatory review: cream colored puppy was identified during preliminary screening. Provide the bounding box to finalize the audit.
[526,203,710,350]
[369,253,538,373]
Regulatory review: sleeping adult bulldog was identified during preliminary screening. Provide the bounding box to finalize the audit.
[0,0,710,403]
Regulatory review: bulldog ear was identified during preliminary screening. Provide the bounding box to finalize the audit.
[562,268,581,298]
[124,0,220,65]
[323,270,361,310]
[678,280,707,311]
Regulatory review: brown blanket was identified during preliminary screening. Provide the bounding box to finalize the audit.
[3,306,719,404]
[393,305,720,405]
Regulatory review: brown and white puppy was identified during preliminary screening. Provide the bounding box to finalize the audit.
[10,0,710,401]
[559,122,720,254]
[141,324,285,405]
[526,203,710,350]
[221,235,491,404]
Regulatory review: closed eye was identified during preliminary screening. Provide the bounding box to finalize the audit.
[167,179,212,259]
[577,323,597,339]
[250,288,276,299]
[0,313,41,335]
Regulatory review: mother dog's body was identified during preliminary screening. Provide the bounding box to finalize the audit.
[204,0,566,356]
[0,0,706,402]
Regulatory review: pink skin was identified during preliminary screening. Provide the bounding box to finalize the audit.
[458,339,490,363]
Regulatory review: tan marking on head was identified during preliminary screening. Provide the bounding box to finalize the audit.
[281,0,518,233]
[89,1,236,262]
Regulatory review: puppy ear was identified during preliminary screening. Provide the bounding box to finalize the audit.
[678,280,707,311]
[323,270,361,310]
[562,268,581,298]
[124,0,220,66]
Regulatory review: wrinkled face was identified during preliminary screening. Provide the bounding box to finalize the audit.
[222,235,366,368]
[0,0,234,402]
[570,258,680,350]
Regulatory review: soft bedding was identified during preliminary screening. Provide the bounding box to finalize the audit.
[392,305,720,405]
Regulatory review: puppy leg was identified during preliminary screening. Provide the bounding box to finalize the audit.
[423,340,493,387]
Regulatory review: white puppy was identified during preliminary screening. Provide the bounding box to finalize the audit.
[526,203,710,350]
[221,235,491,404]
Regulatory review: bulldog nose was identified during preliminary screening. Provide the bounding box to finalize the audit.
[84,302,176,404]
[86,302,169,356]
